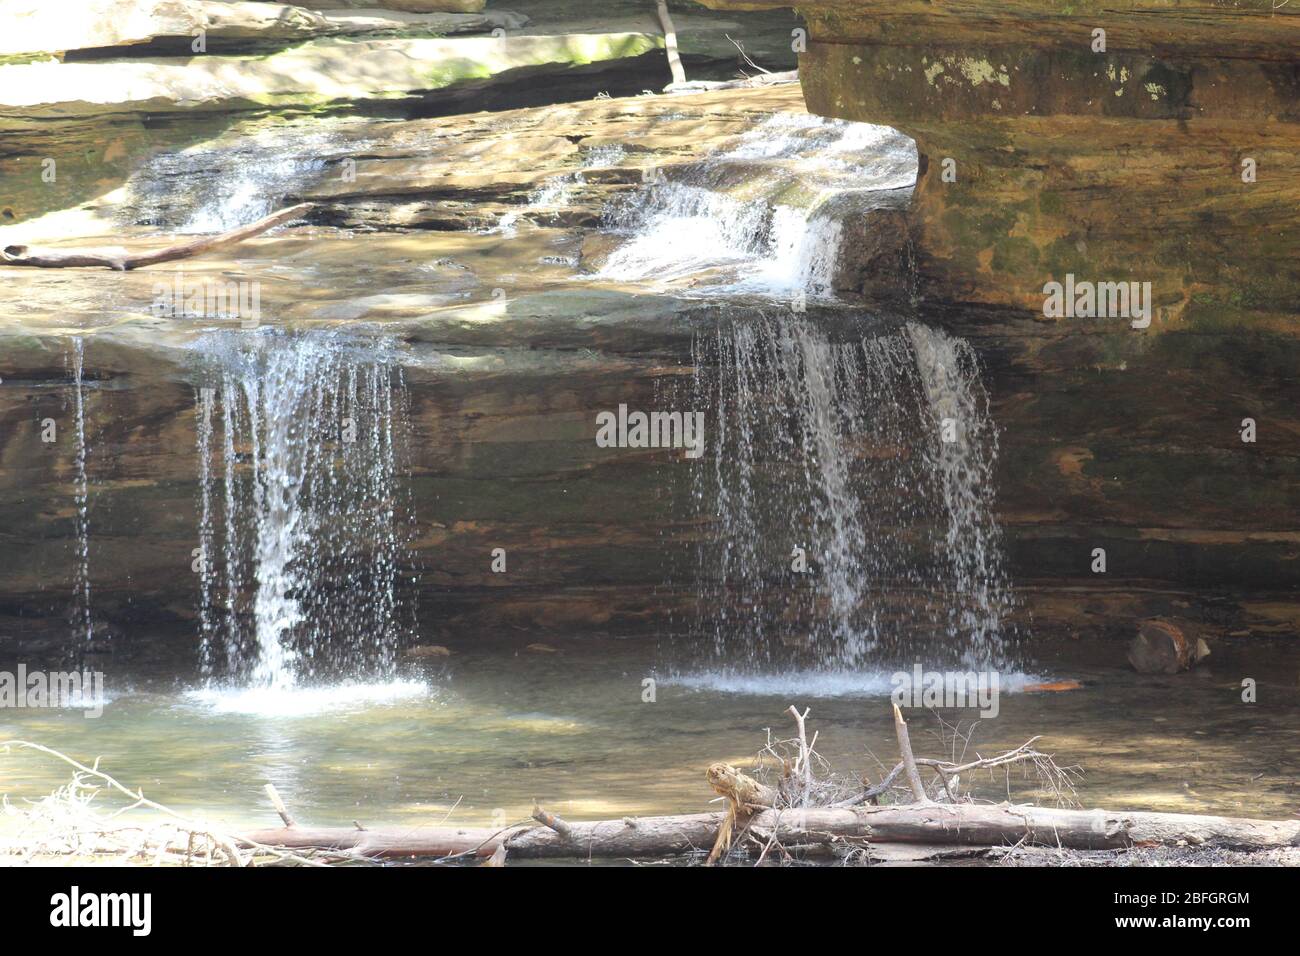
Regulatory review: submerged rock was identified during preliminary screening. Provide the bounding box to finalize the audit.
[1128,619,1210,675]
[406,644,452,657]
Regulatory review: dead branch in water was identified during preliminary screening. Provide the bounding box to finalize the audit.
[786,705,816,805]
[264,784,296,828]
[833,713,1080,809]
[0,740,350,866]
[532,802,575,842]
[0,203,313,271]
[893,703,929,803]
[704,761,780,864]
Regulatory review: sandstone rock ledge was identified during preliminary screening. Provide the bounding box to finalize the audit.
[0,33,662,126]
[1,0,520,60]
[702,0,1300,333]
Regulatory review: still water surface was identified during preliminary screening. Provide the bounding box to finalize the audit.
[3,635,1295,833]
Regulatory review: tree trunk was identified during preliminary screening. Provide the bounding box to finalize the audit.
[654,0,687,85]
[240,802,1300,860]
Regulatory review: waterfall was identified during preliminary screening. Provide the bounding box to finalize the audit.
[195,385,218,672]
[907,324,1013,665]
[596,114,916,299]
[686,316,1014,674]
[69,337,94,646]
[746,206,844,299]
[192,330,417,689]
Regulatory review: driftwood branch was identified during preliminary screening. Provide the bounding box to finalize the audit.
[264,784,296,828]
[0,203,312,271]
[705,763,776,864]
[786,705,815,805]
[531,802,574,841]
[892,703,929,803]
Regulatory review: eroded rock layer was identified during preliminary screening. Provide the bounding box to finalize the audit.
[704,0,1300,330]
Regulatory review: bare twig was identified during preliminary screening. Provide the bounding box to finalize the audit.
[1,741,348,867]
[531,802,574,841]
[264,784,296,828]
[786,705,814,806]
[725,33,772,75]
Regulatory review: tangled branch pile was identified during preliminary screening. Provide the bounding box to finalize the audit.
[702,704,1081,864]
[0,741,368,867]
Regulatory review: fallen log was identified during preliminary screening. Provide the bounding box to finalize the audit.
[0,203,313,271]
[237,823,505,859]
[233,706,1296,863]
[239,802,1300,861]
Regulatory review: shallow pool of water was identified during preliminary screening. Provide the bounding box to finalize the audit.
[3,635,1296,835]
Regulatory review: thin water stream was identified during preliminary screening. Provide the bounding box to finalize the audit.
[68,338,94,649]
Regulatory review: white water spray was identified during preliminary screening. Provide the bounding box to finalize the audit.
[687,317,1014,673]
[192,331,417,689]
[597,114,916,299]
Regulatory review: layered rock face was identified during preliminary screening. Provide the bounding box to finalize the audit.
[2,1,1297,669]
[0,0,801,225]
[700,0,1300,641]
[0,87,808,661]
[704,0,1299,328]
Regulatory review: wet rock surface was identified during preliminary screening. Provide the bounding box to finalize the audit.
[703,0,1300,329]
[0,8,1297,670]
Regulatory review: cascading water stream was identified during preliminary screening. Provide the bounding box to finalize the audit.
[682,316,1016,681]
[907,324,1012,665]
[191,330,418,691]
[123,128,349,231]
[69,337,94,646]
[587,111,1017,683]
[596,114,916,299]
